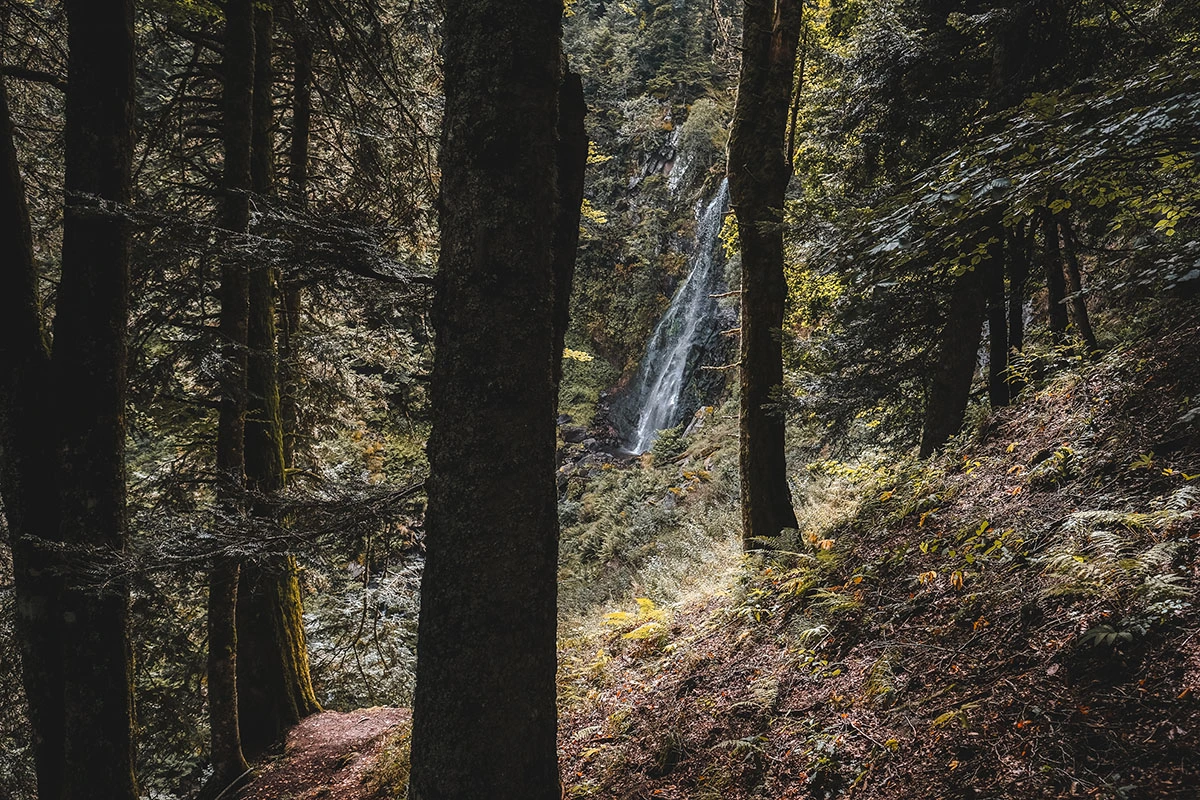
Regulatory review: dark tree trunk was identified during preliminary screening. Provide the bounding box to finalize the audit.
[920,265,987,457]
[281,3,312,470]
[286,2,312,206]
[728,0,804,543]
[1006,218,1030,355]
[208,0,255,785]
[204,558,246,794]
[0,76,65,800]
[408,1,564,797]
[238,0,321,759]
[251,0,275,195]
[552,69,588,389]
[986,224,1009,408]
[1041,207,1068,343]
[54,1,138,796]
[1005,219,1031,398]
[279,285,304,471]
[1057,213,1099,355]
[235,555,321,759]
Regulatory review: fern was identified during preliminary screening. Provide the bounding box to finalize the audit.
[1165,485,1199,511]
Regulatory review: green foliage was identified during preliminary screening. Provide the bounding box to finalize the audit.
[1041,493,1196,647]
[649,424,687,463]
[1027,446,1077,489]
[559,346,621,423]
[363,721,413,797]
[781,0,1200,446]
[559,403,741,616]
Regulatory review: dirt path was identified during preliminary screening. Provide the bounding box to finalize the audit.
[235,707,410,800]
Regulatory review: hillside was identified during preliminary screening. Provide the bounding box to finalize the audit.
[233,315,1200,800]
[554,319,1200,799]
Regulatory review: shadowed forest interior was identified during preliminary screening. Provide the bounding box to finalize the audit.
[2,0,1200,798]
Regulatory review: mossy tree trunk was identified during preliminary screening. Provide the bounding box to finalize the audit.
[208,0,255,787]
[0,76,66,800]
[728,0,805,543]
[54,1,138,795]
[408,1,565,797]
[237,0,321,759]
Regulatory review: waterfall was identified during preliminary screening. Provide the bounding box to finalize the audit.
[622,179,731,453]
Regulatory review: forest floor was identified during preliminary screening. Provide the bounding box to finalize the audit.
[240,320,1200,800]
[553,320,1200,799]
[235,708,410,800]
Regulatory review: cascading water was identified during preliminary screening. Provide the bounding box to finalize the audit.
[622,179,731,453]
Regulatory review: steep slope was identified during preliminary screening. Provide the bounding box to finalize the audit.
[557,320,1200,799]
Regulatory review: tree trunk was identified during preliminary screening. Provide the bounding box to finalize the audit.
[1041,207,1068,344]
[1057,212,1099,355]
[251,0,275,195]
[1005,218,1031,398]
[279,285,304,471]
[235,555,321,759]
[986,224,1009,408]
[1006,218,1030,355]
[0,76,66,800]
[54,1,138,796]
[205,558,246,793]
[408,1,564,797]
[208,0,255,785]
[237,0,321,759]
[552,69,588,389]
[728,0,804,543]
[281,2,312,470]
[286,2,312,206]
[920,264,987,457]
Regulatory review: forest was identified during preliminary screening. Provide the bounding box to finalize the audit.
[1,0,1199,798]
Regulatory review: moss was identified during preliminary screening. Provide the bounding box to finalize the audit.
[363,721,413,798]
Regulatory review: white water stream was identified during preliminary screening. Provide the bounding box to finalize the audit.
[625,179,730,453]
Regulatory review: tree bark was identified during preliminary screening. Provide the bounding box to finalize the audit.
[237,0,321,759]
[1006,218,1030,355]
[251,0,275,195]
[1057,212,1099,355]
[1005,218,1031,398]
[54,1,138,796]
[408,1,564,797]
[728,0,804,543]
[286,1,312,207]
[279,284,304,471]
[552,69,588,389]
[0,76,66,800]
[208,0,255,785]
[281,1,312,470]
[920,263,987,458]
[1041,207,1068,344]
[986,224,1009,408]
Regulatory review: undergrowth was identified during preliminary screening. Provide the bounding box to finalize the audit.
[558,323,1200,799]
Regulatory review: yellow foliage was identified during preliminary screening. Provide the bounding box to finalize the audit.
[563,347,595,362]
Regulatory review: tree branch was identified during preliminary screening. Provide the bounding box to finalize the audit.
[0,65,66,92]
